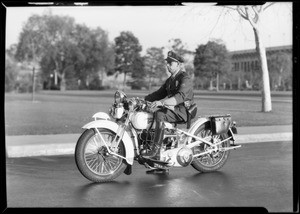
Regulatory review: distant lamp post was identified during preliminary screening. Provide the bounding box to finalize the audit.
[60,52,66,91]
[32,65,36,102]
[50,73,54,90]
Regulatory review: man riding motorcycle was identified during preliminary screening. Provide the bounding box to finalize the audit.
[142,51,197,173]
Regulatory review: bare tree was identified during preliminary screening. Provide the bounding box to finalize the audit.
[224,3,276,112]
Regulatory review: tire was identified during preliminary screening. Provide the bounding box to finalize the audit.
[75,128,127,183]
[190,121,230,173]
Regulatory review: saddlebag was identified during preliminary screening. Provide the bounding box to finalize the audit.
[210,115,232,135]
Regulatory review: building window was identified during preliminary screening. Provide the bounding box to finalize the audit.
[234,62,240,71]
[255,60,259,70]
[247,61,250,72]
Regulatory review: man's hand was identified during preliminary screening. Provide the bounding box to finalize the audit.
[151,100,164,108]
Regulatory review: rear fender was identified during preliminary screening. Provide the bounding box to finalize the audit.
[82,120,135,165]
[186,117,237,144]
[186,117,211,144]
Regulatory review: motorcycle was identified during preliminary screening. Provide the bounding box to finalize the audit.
[75,90,241,183]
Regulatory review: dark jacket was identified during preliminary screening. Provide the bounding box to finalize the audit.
[145,70,194,121]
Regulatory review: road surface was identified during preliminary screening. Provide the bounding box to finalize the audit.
[6,141,293,212]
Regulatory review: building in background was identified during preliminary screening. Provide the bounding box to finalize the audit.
[228,45,292,90]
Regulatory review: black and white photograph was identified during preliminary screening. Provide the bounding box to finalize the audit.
[2,1,296,212]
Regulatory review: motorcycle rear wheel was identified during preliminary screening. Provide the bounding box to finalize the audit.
[75,128,127,183]
[191,121,230,173]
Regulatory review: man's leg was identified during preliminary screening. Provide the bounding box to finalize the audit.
[142,108,182,159]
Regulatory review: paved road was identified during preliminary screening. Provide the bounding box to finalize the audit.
[6,141,293,212]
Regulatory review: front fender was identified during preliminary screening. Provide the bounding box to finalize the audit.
[92,112,110,120]
[82,120,135,165]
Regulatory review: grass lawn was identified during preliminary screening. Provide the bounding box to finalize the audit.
[4,90,293,136]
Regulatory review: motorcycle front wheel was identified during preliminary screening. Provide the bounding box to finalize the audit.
[191,121,230,173]
[75,128,127,183]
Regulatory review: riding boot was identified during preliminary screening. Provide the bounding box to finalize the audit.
[142,121,165,159]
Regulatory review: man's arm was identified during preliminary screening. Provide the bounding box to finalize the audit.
[144,82,168,102]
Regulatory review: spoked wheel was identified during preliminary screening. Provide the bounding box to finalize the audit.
[191,121,230,172]
[75,128,127,182]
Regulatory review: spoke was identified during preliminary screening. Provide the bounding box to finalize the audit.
[210,154,217,164]
[97,161,101,173]
[85,152,96,159]
[103,161,109,173]
[85,155,97,164]
[101,161,105,173]
[111,158,119,166]
[92,137,101,147]
[207,155,213,165]
[214,135,220,142]
[84,130,124,175]
[95,134,104,146]
[96,159,101,174]
[86,159,94,165]
[90,158,99,171]
[106,160,113,171]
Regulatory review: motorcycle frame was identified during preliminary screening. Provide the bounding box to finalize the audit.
[84,109,240,166]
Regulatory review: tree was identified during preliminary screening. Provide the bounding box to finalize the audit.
[15,14,47,99]
[144,47,166,90]
[15,13,77,91]
[224,3,276,112]
[168,38,192,56]
[5,51,19,92]
[130,56,146,90]
[268,52,292,91]
[194,40,231,91]
[73,24,114,89]
[16,12,114,91]
[114,31,143,89]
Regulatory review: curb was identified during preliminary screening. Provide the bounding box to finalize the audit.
[6,133,292,158]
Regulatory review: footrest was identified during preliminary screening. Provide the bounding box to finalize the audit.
[229,145,242,149]
[220,145,241,152]
[144,157,169,165]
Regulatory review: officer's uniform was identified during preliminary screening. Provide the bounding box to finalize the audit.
[145,53,195,125]
[142,51,197,163]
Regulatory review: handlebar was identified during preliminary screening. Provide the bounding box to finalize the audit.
[127,97,153,112]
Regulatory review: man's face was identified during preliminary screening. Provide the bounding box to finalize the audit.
[166,60,179,74]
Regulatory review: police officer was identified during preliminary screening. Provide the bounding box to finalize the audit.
[142,51,195,161]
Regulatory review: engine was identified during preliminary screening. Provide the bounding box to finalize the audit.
[161,146,194,167]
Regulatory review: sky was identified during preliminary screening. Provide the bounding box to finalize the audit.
[5,2,293,55]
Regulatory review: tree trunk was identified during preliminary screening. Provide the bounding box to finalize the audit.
[209,79,213,90]
[54,70,58,86]
[60,72,66,91]
[149,76,152,91]
[216,73,219,92]
[123,72,127,91]
[32,66,35,102]
[254,28,272,112]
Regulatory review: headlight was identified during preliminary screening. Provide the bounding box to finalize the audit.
[114,90,127,104]
[109,104,125,119]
